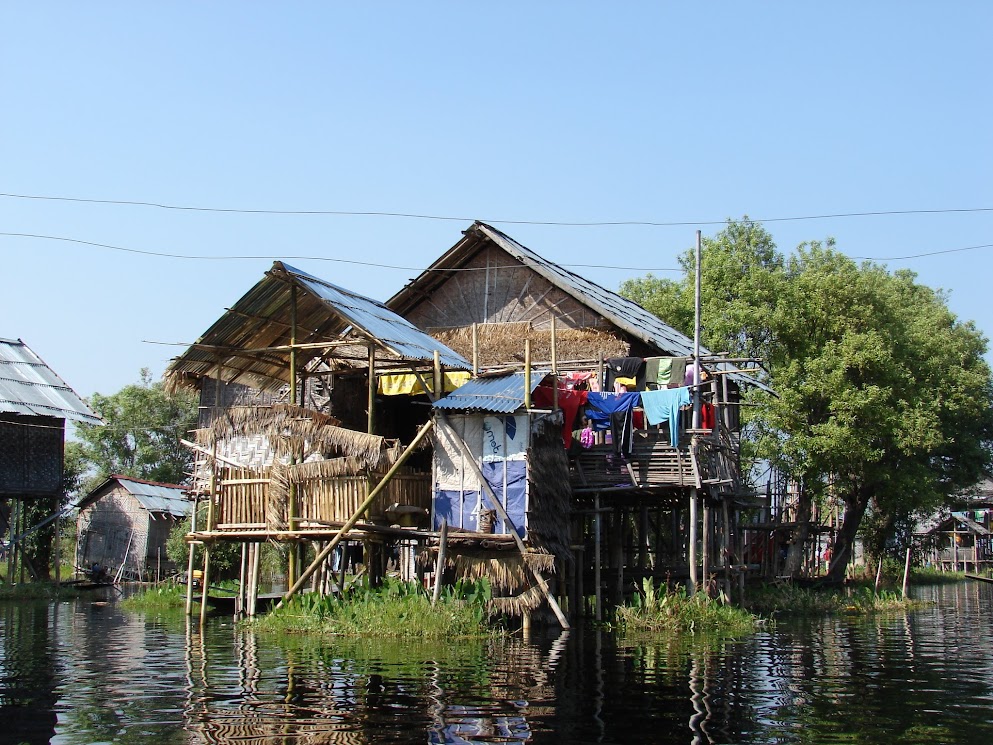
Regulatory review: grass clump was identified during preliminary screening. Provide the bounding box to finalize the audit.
[120,583,191,611]
[0,582,61,601]
[250,576,495,638]
[615,579,758,635]
[746,582,928,617]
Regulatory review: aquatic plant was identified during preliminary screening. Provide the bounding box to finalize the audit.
[120,583,191,611]
[746,582,930,616]
[615,579,758,634]
[250,576,496,638]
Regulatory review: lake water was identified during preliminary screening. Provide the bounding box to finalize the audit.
[2,582,992,744]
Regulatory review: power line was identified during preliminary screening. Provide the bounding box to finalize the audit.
[0,231,682,273]
[2,190,992,226]
[2,229,991,269]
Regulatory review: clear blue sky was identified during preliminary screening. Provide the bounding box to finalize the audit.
[2,3,991,401]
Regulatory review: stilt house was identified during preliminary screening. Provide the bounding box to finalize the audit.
[163,261,471,615]
[1,338,101,582]
[388,223,770,618]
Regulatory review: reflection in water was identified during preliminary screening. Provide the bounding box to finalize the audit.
[2,583,993,743]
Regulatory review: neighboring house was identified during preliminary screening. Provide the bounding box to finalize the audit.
[920,510,993,573]
[1,337,101,580]
[76,475,192,581]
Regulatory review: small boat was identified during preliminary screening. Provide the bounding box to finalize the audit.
[965,574,993,584]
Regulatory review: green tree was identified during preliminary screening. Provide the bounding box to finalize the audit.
[73,368,199,486]
[621,220,993,581]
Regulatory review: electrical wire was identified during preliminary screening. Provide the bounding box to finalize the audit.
[1,190,991,226]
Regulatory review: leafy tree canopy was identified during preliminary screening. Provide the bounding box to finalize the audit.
[621,220,993,576]
[73,368,199,492]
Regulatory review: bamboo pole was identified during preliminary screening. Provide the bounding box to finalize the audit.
[689,488,698,595]
[551,316,558,412]
[288,288,299,587]
[524,339,532,409]
[594,493,602,621]
[432,518,448,604]
[471,322,479,376]
[902,546,912,598]
[276,418,437,607]
[702,498,710,594]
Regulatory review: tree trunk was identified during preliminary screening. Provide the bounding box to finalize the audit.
[784,485,813,577]
[826,488,871,584]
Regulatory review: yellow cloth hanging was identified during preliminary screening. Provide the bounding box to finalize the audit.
[377,371,472,396]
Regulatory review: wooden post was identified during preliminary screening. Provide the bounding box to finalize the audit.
[689,489,698,595]
[277,418,436,606]
[692,230,702,429]
[874,555,884,594]
[524,339,532,409]
[432,519,448,604]
[471,322,479,376]
[54,507,61,588]
[551,316,558,412]
[368,345,377,435]
[288,289,299,586]
[185,493,199,615]
[702,498,711,595]
[902,546,912,598]
[433,350,442,401]
[594,493,602,621]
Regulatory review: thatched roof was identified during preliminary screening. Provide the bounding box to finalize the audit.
[432,322,628,370]
[196,404,390,469]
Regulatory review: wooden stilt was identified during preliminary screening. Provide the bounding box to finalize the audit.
[594,493,602,621]
[432,518,448,604]
[689,488,698,595]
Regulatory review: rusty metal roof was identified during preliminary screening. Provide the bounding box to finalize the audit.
[433,371,549,414]
[0,338,101,424]
[165,261,471,392]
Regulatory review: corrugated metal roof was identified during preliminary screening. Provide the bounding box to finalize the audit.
[286,264,471,369]
[165,261,470,392]
[117,477,192,517]
[433,371,549,414]
[951,511,991,536]
[389,223,772,393]
[0,338,102,424]
[478,224,702,358]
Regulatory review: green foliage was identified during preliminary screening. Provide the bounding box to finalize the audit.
[165,509,241,577]
[120,583,190,611]
[73,368,198,489]
[251,577,495,638]
[616,578,757,634]
[620,219,993,576]
[746,582,928,616]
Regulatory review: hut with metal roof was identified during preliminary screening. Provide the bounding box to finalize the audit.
[162,261,472,617]
[1,337,101,583]
[388,223,770,617]
[429,371,571,626]
[75,475,192,582]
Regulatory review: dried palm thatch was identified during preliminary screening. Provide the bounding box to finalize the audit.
[432,323,628,369]
[489,585,545,617]
[197,404,388,469]
[267,463,289,531]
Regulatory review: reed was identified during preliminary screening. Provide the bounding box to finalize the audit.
[615,579,757,634]
[250,577,496,638]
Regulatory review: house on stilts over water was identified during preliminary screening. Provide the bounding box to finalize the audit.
[165,222,771,628]
[387,222,772,622]
[163,261,472,619]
